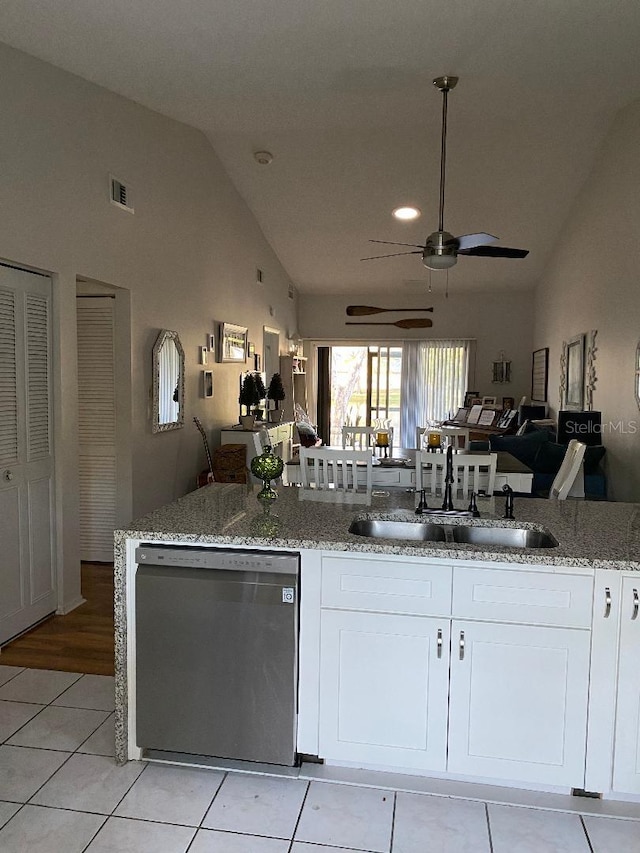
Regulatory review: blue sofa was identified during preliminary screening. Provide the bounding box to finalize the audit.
[480,427,607,499]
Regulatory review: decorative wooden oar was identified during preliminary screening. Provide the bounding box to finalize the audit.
[345,318,433,329]
[346,305,434,316]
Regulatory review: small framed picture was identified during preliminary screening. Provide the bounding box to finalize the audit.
[463,390,479,408]
[481,395,497,406]
[203,370,213,398]
[247,341,256,357]
[199,346,208,365]
[218,322,248,363]
[502,396,515,410]
[208,334,216,353]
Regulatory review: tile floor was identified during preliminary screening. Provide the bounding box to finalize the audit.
[1,664,640,852]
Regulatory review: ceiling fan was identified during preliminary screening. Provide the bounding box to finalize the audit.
[362,76,529,271]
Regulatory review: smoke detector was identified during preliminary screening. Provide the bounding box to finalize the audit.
[254,150,273,166]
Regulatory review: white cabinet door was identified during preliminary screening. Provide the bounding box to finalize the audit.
[448,620,590,787]
[612,578,640,794]
[319,609,450,771]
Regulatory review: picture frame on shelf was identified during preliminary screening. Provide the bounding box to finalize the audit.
[481,395,497,406]
[532,347,549,402]
[463,390,479,407]
[218,322,248,363]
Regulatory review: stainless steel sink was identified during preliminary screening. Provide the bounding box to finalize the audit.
[348,519,446,542]
[446,525,558,549]
[348,518,558,548]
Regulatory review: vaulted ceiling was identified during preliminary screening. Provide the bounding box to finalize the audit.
[2,0,640,294]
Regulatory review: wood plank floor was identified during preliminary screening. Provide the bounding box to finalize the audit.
[0,563,114,676]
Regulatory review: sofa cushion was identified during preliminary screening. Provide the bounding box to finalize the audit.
[534,441,607,477]
[489,429,549,469]
[295,421,321,448]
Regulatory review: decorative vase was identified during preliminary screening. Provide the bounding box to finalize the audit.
[240,414,256,430]
[250,444,284,504]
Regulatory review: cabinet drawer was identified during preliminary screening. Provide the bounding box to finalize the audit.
[453,567,593,628]
[322,555,452,616]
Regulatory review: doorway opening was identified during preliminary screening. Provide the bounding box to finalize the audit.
[327,346,402,446]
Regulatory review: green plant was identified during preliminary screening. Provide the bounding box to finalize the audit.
[254,372,267,401]
[239,373,260,414]
[267,373,286,409]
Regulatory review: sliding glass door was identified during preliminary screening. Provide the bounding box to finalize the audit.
[327,346,402,446]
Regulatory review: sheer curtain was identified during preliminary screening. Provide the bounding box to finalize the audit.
[400,339,470,447]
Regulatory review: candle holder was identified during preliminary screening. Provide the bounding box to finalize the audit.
[250,445,284,505]
[375,431,389,459]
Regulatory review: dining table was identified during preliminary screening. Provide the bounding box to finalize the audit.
[285,448,533,494]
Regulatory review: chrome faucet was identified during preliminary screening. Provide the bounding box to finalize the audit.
[441,445,455,512]
[503,484,515,519]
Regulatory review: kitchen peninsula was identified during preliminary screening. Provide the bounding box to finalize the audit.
[114,483,640,801]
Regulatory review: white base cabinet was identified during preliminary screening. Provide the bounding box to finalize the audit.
[319,609,450,771]
[612,577,640,794]
[317,552,593,791]
[448,620,590,786]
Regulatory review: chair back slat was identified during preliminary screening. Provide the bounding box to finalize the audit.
[415,451,497,500]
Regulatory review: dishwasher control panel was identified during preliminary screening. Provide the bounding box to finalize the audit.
[135,545,299,575]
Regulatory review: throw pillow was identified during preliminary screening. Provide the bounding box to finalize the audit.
[296,421,321,448]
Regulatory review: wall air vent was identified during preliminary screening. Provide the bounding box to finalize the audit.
[109,175,134,213]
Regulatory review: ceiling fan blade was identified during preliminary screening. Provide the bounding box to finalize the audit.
[456,232,497,250]
[369,240,425,248]
[361,250,423,261]
[458,245,529,258]
[347,305,434,315]
[346,318,433,329]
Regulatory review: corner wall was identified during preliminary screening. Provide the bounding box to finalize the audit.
[0,43,296,609]
[533,98,640,502]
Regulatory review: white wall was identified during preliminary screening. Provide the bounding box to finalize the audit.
[299,289,535,407]
[534,97,640,502]
[0,43,296,609]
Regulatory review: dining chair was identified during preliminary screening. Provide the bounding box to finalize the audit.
[416,425,469,451]
[341,426,376,450]
[299,447,373,504]
[549,440,587,499]
[415,450,497,499]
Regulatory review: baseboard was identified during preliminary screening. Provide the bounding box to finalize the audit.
[56,595,86,615]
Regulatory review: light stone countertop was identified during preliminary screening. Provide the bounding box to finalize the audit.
[113,483,640,763]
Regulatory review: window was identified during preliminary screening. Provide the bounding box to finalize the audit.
[400,340,470,444]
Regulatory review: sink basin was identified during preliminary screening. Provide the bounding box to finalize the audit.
[348,518,558,549]
[446,525,558,549]
[349,519,446,542]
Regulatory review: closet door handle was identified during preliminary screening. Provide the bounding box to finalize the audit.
[632,588,639,621]
[459,630,465,661]
[436,628,443,659]
[604,587,611,618]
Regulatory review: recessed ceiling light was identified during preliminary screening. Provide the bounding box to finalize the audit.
[392,206,421,221]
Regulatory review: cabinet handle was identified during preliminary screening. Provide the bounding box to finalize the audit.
[604,587,611,618]
[437,628,443,659]
[633,589,639,621]
[459,630,465,660]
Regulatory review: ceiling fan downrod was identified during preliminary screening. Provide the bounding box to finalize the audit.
[433,75,458,235]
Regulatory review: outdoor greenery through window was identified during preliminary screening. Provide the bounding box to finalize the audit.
[329,346,402,446]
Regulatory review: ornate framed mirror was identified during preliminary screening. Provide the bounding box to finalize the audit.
[152,329,185,433]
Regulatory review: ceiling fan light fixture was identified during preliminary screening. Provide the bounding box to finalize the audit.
[423,252,457,270]
[392,206,421,221]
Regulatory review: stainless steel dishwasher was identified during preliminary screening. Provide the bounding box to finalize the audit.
[135,545,300,766]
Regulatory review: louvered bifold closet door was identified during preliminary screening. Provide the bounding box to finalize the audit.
[77,298,116,562]
[0,266,56,646]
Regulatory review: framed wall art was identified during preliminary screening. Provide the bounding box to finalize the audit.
[562,334,585,410]
[218,322,248,363]
[531,347,549,402]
